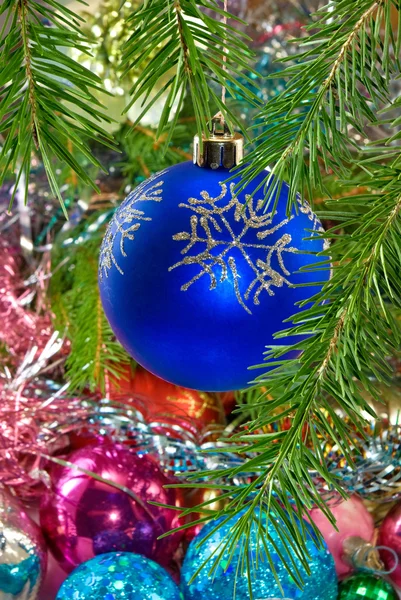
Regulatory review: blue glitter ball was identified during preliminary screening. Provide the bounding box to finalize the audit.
[99,162,329,391]
[181,511,338,600]
[56,552,181,600]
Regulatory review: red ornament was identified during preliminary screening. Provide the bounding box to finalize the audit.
[109,366,226,431]
[217,391,236,415]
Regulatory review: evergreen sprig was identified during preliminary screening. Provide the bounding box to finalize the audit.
[116,120,194,181]
[121,0,261,143]
[0,0,115,215]
[51,231,131,392]
[241,0,401,208]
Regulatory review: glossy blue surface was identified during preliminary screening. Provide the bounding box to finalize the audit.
[99,162,329,391]
[56,552,181,600]
[181,511,338,600]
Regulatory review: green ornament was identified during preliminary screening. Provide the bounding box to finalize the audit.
[338,574,398,600]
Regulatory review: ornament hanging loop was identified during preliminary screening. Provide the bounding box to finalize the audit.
[193,112,244,170]
[371,546,400,576]
[211,112,230,136]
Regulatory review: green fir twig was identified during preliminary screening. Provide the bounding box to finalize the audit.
[0,0,116,214]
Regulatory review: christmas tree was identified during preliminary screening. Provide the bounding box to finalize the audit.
[2,0,401,599]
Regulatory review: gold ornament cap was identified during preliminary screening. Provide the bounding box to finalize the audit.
[342,537,384,571]
[193,112,244,170]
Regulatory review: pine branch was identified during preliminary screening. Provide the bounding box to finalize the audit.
[325,2,380,83]
[239,0,400,208]
[18,0,39,150]
[50,227,131,392]
[121,0,261,141]
[316,307,347,378]
[0,0,117,214]
[116,118,195,182]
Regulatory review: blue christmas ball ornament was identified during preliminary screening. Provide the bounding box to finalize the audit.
[56,552,181,600]
[99,129,329,391]
[181,511,338,600]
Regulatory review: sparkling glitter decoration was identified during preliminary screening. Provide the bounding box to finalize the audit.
[0,338,87,501]
[327,424,401,502]
[0,345,242,504]
[56,552,181,600]
[99,174,165,279]
[99,161,329,391]
[337,573,398,600]
[0,239,53,368]
[79,397,251,482]
[181,510,338,600]
[0,490,47,599]
[169,182,296,314]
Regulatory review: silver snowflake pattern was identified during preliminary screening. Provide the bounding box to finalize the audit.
[99,173,166,280]
[296,193,330,251]
[169,182,300,314]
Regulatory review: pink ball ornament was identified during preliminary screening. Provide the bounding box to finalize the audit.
[378,501,401,587]
[39,444,184,575]
[309,495,375,579]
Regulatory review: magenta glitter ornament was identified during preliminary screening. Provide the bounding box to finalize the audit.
[378,501,401,587]
[39,445,183,574]
[309,495,375,579]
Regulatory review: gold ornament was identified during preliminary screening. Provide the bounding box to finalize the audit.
[69,0,182,128]
[71,0,142,95]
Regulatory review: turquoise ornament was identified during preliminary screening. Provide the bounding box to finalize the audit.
[56,552,181,600]
[181,511,338,600]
